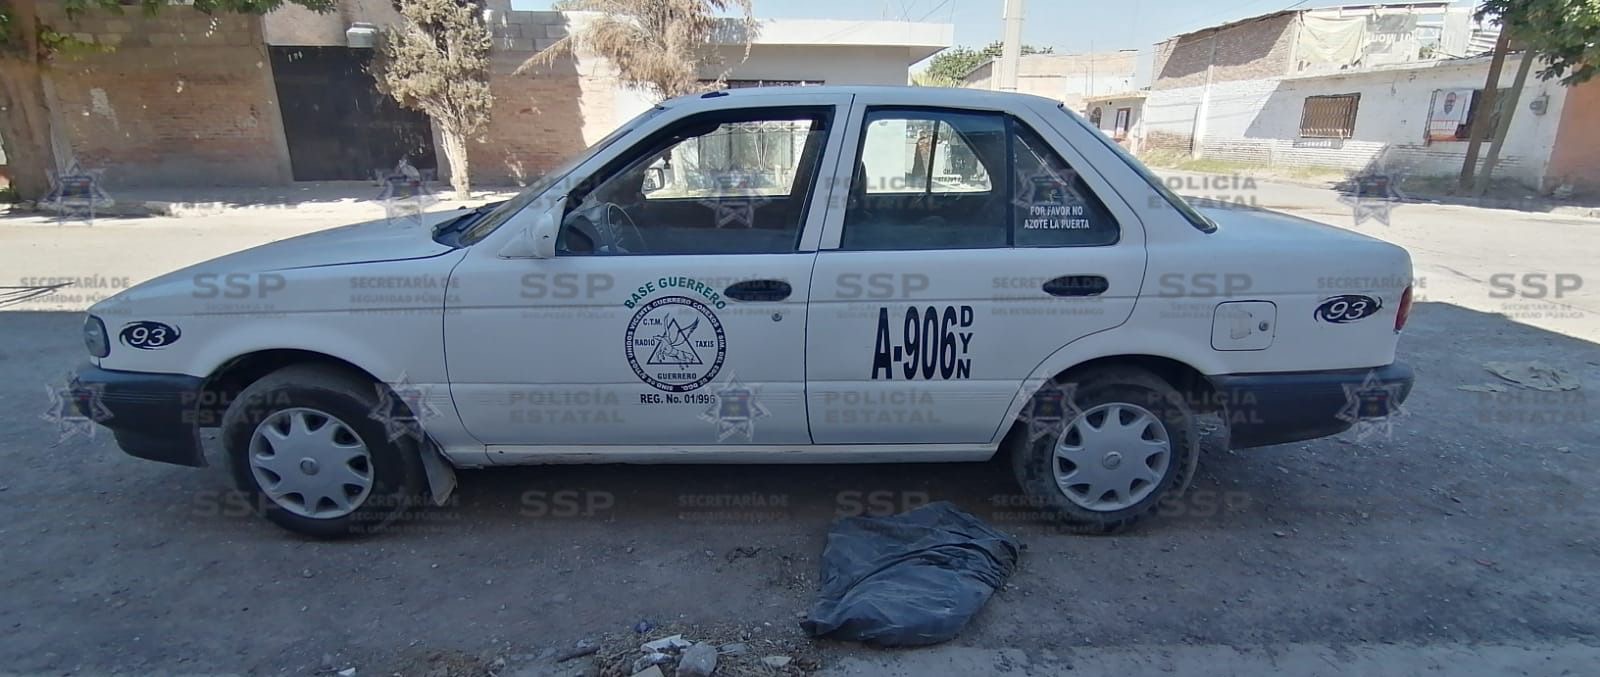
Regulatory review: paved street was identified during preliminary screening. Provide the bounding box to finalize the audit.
[1,176,1597,676]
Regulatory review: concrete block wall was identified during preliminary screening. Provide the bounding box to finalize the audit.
[471,10,623,185]
[1151,13,1297,91]
[37,4,291,187]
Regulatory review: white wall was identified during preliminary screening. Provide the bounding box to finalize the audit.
[611,43,927,123]
[709,44,919,86]
[1144,55,1570,187]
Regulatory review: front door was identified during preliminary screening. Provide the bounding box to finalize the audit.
[805,102,1145,445]
[445,100,847,450]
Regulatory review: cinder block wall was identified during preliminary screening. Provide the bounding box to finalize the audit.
[471,10,619,185]
[38,3,292,187]
[1150,13,1297,91]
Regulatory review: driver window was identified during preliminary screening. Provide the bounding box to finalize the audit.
[558,109,831,256]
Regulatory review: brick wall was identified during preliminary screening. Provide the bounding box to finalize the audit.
[38,3,291,187]
[1151,13,1297,91]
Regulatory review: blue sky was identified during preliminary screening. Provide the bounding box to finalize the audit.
[511,0,1477,59]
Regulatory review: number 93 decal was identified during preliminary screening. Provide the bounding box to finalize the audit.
[119,321,181,350]
[1314,295,1382,324]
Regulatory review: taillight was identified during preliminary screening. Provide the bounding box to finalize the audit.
[1395,286,1413,332]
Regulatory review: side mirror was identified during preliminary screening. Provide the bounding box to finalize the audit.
[498,195,566,259]
[642,166,665,193]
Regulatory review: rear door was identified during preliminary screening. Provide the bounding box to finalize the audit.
[805,98,1147,444]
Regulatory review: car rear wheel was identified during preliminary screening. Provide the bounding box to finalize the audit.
[1008,366,1199,534]
[221,364,427,538]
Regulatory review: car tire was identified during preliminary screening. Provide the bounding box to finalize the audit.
[220,364,428,538]
[1008,366,1199,534]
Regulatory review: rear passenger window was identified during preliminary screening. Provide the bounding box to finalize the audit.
[841,108,1118,251]
[843,110,1008,251]
[1012,126,1119,247]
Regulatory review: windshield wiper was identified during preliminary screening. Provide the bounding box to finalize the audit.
[434,201,504,235]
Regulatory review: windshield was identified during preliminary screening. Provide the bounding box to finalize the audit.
[1057,104,1217,233]
[459,106,667,245]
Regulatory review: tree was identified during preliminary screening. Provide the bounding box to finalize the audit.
[370,0,492,199]
[1482,0,1600,86]
[920,40,1054,87]
[0,0,334,200]
[1461,0,1600,194]
[516,0,758,101]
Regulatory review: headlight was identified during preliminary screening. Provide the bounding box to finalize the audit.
[83,315,109,358]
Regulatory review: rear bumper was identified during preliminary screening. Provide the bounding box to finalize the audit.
[1209,362,1414,448]
[70,363,207,467]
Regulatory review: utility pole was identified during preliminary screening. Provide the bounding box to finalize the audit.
[998,0,1025,91]
[1475,43,1533,196]
[1458,30,1510,192]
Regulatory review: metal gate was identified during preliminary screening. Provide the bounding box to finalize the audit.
[269,46,438,181]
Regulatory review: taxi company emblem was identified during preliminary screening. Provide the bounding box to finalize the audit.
[625,295,727,392]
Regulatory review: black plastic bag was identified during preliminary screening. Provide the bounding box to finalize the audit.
[801,501,1021,646]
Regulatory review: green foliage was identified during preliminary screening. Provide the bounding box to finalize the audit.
[371,0,493,137]
[1479,0,1600,85]
[922,41,1054,86]
[37,24,111,58]
[2,0,333,59]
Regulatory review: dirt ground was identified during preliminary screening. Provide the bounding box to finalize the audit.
[2,174,1597,676]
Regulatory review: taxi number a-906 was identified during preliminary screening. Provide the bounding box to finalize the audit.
[871,306,974,381]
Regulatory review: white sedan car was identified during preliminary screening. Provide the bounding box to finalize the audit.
[71,86,1414,537]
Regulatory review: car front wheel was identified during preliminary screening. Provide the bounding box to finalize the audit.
[1008,366,1199,534]
[220,364,427,538]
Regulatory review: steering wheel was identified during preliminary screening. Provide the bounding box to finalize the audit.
[560,201,647,255]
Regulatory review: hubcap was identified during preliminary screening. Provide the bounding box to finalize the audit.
[1053,402,1171,511]
[248,407,373,519]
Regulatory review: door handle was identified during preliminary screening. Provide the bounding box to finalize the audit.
[1042,275,1109,297]
[725,279,793,302]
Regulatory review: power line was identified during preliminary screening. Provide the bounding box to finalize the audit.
[915,0,954,23]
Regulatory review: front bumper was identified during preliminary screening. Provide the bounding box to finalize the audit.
[1209,362,1414,448]
[70,363,207,467]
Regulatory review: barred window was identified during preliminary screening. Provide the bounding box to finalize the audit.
[1299,94,1360,138]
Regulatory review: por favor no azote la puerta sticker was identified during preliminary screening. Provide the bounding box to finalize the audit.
[624,277,728,394]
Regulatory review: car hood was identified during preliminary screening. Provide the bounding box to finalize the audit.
[89,211,464,317]
[201,212,460,271]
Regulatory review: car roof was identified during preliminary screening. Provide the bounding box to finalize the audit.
[660,85,1063,110]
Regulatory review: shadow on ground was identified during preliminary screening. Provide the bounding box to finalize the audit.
[1,302,1597,674]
